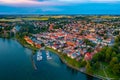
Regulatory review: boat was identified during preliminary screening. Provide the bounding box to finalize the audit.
[37,56,42,61]
[37,51,42,61]
[46,50,49,56]
[38,51,42,56]
[47,55,52,60]
[46,51,52,60]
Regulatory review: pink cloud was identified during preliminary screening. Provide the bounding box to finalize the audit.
[0,0,64,7]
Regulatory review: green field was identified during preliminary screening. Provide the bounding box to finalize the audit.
[0,16,73,22]
[0,18,22,22]
[0,17,49,22]
[22,17,49,21]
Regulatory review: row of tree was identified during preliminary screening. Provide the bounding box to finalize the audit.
[92,35,120,75]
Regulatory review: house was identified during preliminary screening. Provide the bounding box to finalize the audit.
[26,39,34,46]
[84,52,92,60]
[37,37,41,41]
[71,53,77,59]
[66,41,74,46]
[49,24,54,31]
[15,25,21,31]
[58,49,61,52]
[24,36,29,40]
[12,26,21,34]
[35,43,41,48]
[52,44,59,50]
[76,52,80,56]
[67,52,72,57]
[24,36,34,46]
[89,28,95,32]
[89,38,97,43]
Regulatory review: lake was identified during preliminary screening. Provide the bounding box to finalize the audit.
[0,38,100,80]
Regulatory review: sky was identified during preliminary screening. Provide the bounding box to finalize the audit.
[0,0,120,14]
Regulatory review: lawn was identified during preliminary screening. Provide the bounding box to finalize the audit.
[0,17,49,22]
[0,18,22,22]
[22,17,49,21]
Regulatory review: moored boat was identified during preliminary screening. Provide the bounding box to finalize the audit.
[46,51,52,60]
[37,51,42,61]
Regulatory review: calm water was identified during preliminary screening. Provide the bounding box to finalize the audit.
[0,38,99,80]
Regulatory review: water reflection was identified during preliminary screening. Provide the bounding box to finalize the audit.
[86,75,95,80]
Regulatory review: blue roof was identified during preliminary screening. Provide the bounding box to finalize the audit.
[15,25,21,31]
[72,53,76,57]
[111,39,114,43]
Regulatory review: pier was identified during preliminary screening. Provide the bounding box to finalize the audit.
[36,50,52,61]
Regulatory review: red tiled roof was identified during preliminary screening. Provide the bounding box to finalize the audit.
[35,44,41,48]
[26,39,33,43]
[66,41,74,46]
[85,52,92,60]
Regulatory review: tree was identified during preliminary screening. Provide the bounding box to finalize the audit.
[92,53,99,62]
[111,52,117,57]
[93,61,100,70]
[41,43,45,47]
[113,30,119,35]
[109,57,118,68]
[101,46,108,53]
[115,36,119,43]
[0,28,2,32]
[105,47,112,62]
[117,54,120,61]
[99,52,105,62]
[105,52,111,62]
[112,64,120,75]
[86,61,93,74]
[80,60,87,67]
[113,43,119,53]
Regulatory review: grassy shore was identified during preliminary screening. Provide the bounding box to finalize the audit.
[16,37,39,54]
[45,47,103,80]
[11,37,119,80]
[46,47,120,80]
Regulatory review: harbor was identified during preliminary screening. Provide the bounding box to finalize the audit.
[0,38,99,80]
[36,50,52,61]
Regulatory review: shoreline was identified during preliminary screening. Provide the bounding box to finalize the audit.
[15,37,39,54]
[0,38,109,80]
[15,37,120,80]
[45,47,103,80]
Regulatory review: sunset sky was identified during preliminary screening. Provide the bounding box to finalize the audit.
[0,0,120,14]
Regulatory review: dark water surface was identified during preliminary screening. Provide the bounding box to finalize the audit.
[0,38,99,80]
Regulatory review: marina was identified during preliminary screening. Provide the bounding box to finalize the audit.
[36,50,52,61]
[0,38,99,80]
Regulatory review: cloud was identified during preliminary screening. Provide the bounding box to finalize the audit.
[58,0,120,3]
[0,0,39,4]
[90,0,120,3]
[0,0,119,7]
[59,0,86,2]
[0,0,64,7]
